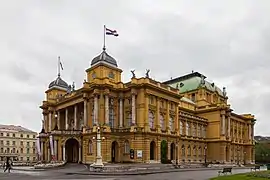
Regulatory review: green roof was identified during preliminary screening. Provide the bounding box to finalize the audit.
[164,72,224,96]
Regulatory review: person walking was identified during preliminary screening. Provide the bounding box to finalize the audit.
[3,157,11,173]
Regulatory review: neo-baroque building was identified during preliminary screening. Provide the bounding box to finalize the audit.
[38,48,255,165]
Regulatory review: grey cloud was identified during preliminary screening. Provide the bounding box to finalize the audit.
[0,0,270,134]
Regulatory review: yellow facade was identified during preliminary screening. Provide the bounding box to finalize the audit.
[39,49,255,165]
[0,125,37,163]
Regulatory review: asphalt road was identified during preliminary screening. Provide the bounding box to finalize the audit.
[0,168,254,180]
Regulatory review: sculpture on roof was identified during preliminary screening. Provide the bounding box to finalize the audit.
[131,70,136,78]
[223,87,227,97]
[200,74,205,85]
[145,69,150,78]
[72,82,75,91]
[176,83,179,89]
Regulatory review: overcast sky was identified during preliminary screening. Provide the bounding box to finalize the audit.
[0,0,269,135]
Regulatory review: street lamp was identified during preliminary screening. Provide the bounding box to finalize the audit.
[54,114,58,130]
[244,151,246,165]
[90,126,104,168]
[204,146,207,166]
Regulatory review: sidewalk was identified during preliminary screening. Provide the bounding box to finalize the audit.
[12,165,256,176]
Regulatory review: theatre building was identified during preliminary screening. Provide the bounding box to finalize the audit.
[38,48,256,165]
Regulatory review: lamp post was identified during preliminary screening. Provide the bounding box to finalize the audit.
[243,151,246,165]
[204,146,207,166]
[176,140,179,165]
[90,126,104,168]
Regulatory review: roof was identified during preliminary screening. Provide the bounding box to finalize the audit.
[163,72,224,96]
[48,75,68,90]
[91,50,118,67]
[0,124,36,133]
[181,97,196,104]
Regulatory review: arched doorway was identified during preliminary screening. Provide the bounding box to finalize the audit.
[170,143,175,160]
[111,141,119,163]
[65,138,79,163]
[160,140,168,163]
[150,141,156,160]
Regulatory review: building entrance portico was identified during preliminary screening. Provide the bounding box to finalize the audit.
[65,138,79,163]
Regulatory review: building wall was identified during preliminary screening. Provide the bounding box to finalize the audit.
[0,129,37,163]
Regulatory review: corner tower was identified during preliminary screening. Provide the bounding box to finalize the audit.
[85,48,122,83]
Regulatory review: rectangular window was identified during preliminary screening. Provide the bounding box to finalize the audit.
[12,133,15,137]
[13,141,15,145]
[191,93,196,102]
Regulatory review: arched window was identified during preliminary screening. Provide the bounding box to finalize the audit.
[198,146,201,156]
[181,145,185,156]
[88,140,93,154]
[187,145,191,156]
[198,125,201,137]
[109,98,114,127]
[193,146,197,157]
[180,121,183,134]
[148,111,155,129]
[126,112,132,127]
[160,114,165,130]
[124,140,130,154]
[169,116,174,131]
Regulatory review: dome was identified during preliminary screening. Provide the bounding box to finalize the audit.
[91,50,118,67]
[48,76,68,89]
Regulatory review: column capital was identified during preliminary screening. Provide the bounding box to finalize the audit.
[104,89,110,95]
[131,89,137,95]
[93,89,100,96]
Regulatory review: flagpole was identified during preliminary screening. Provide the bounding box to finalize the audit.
[58,56,60,77]
[103,25,106,51]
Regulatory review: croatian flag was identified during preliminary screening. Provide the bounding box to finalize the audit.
[105,27,119,36]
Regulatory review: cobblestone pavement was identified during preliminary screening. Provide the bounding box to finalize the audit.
[0,167,257,180]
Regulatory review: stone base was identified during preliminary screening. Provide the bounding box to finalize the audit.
[34,161,66,169]
[90,158,104,168]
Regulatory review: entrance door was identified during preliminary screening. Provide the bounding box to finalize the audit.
[65,138,79,163]
[111,141,118,163]
[150,141,156,160]
[160,140,168,163]
[170,143,175,160]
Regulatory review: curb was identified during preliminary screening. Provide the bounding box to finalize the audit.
[68,167,253,176]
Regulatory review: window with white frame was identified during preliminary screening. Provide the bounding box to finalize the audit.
[148,111,155,129]
[180,121,183,134]
[202,126,206,138]
[160,114,165,130]
[187,146,191,156]
[169,116,174,131]
[186,122,190,136]
[124,140,130,154]
[192,124,197,137]
[198,125,201,137]
[89,140,93,154]
[126,112,132,127]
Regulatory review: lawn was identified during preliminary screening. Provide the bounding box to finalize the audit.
[210,171,270,180]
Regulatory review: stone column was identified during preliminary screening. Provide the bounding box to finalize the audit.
[63,146,66,161]
[105,95,109,125]
[41,141,44,161]
[221,114,225,135]
[94,95,98,125]
[49,112,52,132]
[227,116,231,137]
[78,146,81,163]
[54,140,57,160]
[84,100,87,126]
[74,105,77,129]
[65,108,68,130]
[249,124,251,140]
[131,94,136,125]
[57,111,60,130]
[119,98,123,127]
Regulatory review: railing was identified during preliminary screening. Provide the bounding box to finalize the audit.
[51,129,81,135]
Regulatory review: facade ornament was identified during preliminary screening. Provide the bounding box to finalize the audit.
[223,87,227,97]
[72,82,75,91]
[67,85,72,94]
[131,70,136,78]
[200,75,205,85]
[145,69,150,78]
